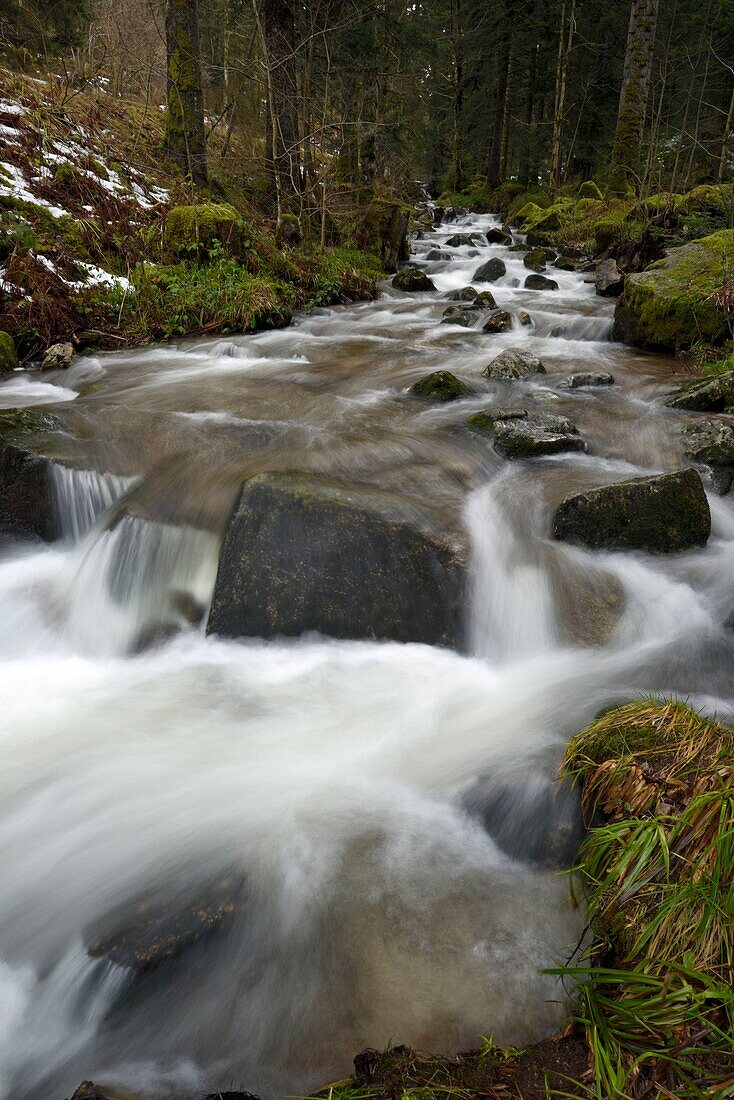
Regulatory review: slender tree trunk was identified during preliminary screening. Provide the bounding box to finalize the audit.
[487,4,512,185]
[719,81,734,182]
[165,0,207,187]
[550,0,575,188]
[608,0,660,195]
[450,0,465,191]
[257,0,300,200]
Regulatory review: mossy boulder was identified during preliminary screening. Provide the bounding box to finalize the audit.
[612,230,734,351]
[412,371,472,400]
[443,285,478,301]
[552,468,711,553]
[440,307,477,327]
[467,407,528,435]
[666,369,734,412]
[594,219,623,252]
[392,268,435,292]
[490,412,584,459]
[514,201,543,228]
[207,474,466,648]
[676,184,733,222]
[553,256,579,271]
[352,199,410,272]
[474,290,498,308]
[165,203,244,260]
[573,198,603,219]
[275,213,302,248]
[483,348,546,380]
[523,249,547,272]
[578,181,603,201]
[530,206,564,234]
[481,308,513,333]
[0,331,18,372]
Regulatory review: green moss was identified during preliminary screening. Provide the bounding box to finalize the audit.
[578,180,603,200]
[614,229,734,350]
[164,203,243,259]
[350,199,410,272]
[573,197,603,219]
[513,200,543,227]
[676,184,733,221]
[594,219,624,252]
[0,331,18,371]
[411,371,471,401]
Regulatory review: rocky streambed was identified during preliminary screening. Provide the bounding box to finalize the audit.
[0,212,733,1100]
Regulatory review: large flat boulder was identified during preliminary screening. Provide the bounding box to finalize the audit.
[682,419,734,494]
[207,475,466,647]
[552,468,710,553]
[0,410,58,539]
[666,369,734,412]
[612,230,734,351]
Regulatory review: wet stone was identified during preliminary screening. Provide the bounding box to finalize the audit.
[443,286,478,301]
[412,370,473,400]
[683,419,734,494]
[474,257,506,282]
[483,348,546,380]
[392,269,436,292]
[566,372,615,388]
[666,370,734,413]
[481,309,513,333]
[524,273,559,290]
[491,414,584,459]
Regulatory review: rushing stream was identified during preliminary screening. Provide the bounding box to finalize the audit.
[1,213,733,1100]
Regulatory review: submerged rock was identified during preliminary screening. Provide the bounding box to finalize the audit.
[412,370,472,400]
[483,348,546,380]
[612,230,734,351]
[665,369,734,412]
[524,273,558,291]
[467,407,528,434]
[207,474,466,648]
[68,1083,153,1100]
[595,258,624,297]
[553,468,711,552]
[481,309,513,333]
[683,419,734,494]
[86,871,245,974]
[425,249,452,261]
[41,341,74,371]
[440,307,477,327]
[444,233,477,247]
[566,372,615,388]
[473,257,506,282]
[392,268,436,292]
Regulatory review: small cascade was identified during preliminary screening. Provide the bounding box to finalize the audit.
[58,513,220,655]
[50,464,132,542]
[465,476,556,660]
[528,311,614,342]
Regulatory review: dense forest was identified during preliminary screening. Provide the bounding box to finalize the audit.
[2,0,733,210]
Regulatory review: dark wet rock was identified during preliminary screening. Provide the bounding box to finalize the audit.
[443,286,478,302]
[0,331,18,372]
[483,348,546,380]
[412,370,473,400]
[518,310,532,326]
[207,474,466,648]
[567,372,615,388]
[0,410,57,540]
[392,268,436,292]
[474,290,498,309]
[665,370,734,412]
[86,872,245,975]
[485,227,511,244]
[524,273,558,291]
[553,468,711,553]
[467,408,528,434]
[41,341,74,371]
[465,773,585,869]
[523,249,547,272]
[491,414,584,459]
[683,419,734,494]
[595,258,624,297]
[353,199,410,272]
[553,256,579,271]
[67,1082,153,1100]
[440,308,477,327]
[473,257,506,282]
[425,249,452,261]
[481,309,513,333]
[444,233,478,247]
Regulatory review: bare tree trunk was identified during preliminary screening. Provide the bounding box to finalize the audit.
[487,4,512,185]
[719,81,734,182]
[549,0,575,188]
[450,0,465,191]
[608,0,660,195]
[257,0,300,200]
[165,0,207,187]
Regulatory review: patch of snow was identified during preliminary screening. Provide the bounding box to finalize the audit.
[0,124,22,142]
[0,101,26,116]
[0,160,70,218]
[32,252,132,293]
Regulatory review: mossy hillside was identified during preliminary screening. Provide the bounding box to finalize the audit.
[0,332,19,372]
[612,229,734,351]
[164,203,244,259]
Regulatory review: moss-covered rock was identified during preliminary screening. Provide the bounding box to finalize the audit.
[676,184,733,222]
[207,474,466,648]
[594,219,624,252]
[443,285,478,301]
[392,268,435,292]
[165,203,244,260]
[491,412,584,459]
[578,181,603,201]
[474,290,498,308]
[523,249,547,272]
[666,369,734,412]
[0,410,59,539]
[275,213,302,248]
[513,201,543,228]
[573,197,603,219]
[481,308,513,333]
[0,331,18,372]
[552,468,711,552]
[483,347,546,380]
[352,199,410,273]
[682,419,734,494]
[412,371,472,400]
[612,230,734,351]
[530,207,564,234]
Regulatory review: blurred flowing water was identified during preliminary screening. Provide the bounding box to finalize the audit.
[1,213,733,1099]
